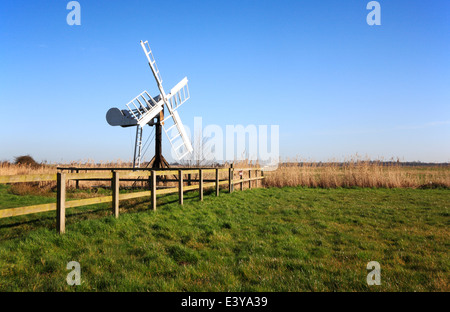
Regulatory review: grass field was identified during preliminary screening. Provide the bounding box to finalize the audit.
[0,184,448,291]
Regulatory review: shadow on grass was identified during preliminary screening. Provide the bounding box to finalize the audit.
[0,186,230,241]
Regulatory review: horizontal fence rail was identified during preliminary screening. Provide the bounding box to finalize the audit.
[0,166,265,233]
[0,174,57,184]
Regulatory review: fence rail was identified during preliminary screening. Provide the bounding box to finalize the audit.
[0,166,264,233]
[0,174,57,184]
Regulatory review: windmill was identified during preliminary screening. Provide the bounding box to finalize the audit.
[106,40,193,168]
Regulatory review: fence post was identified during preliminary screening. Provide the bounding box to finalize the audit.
[151,170,156,211]
[249,170,252,189]
[199,169,203,201]
[229,165,234,193]
[215,168,219,196]
[75,169,79,189]
[240,171,243,191]
[178,170,183,205]
[112,171,119,218]
[188,173,192,186]
[56,172,66,234]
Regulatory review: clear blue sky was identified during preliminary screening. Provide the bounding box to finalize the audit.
[1,0,449,164]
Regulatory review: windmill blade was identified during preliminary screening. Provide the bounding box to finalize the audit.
[163,110,193,160]
[125,91,164,127]
[140,40,166,98]
[162,77,193,160]
[164,77,190,113]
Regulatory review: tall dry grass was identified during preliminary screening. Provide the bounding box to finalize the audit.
[1,157,449,191]
[0,159,137,191]
[0,159,229,191]
[264,158,450,189]
[0,159,134,176]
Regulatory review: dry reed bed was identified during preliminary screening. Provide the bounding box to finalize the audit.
[1,160,449,191]
[264,162,450,189]
[0,161,230,191]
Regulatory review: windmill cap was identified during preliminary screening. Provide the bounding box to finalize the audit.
[106,107,137,127]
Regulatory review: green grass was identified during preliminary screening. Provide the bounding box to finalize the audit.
[0,184,448,291]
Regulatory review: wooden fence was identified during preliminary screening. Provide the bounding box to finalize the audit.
[0,167,265,233]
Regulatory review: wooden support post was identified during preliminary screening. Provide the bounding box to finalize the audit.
[255,170,258,188]
[188,173,192,186]
[199,169,203,201]
[249,170,252,189]
[215,168,219,196]
[112,171,119,218]
[178,170,183,205]
[56,172,66,234]
[151,170,157,211]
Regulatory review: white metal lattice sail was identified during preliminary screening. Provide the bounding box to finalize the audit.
[125,91,164,127]
[106,40,193,167]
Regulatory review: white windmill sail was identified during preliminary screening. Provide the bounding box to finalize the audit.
[162,77,193,159]
[140,40,193,160]
[166,77,189,111]
[124,91,164,127]
[140,40,164,95]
